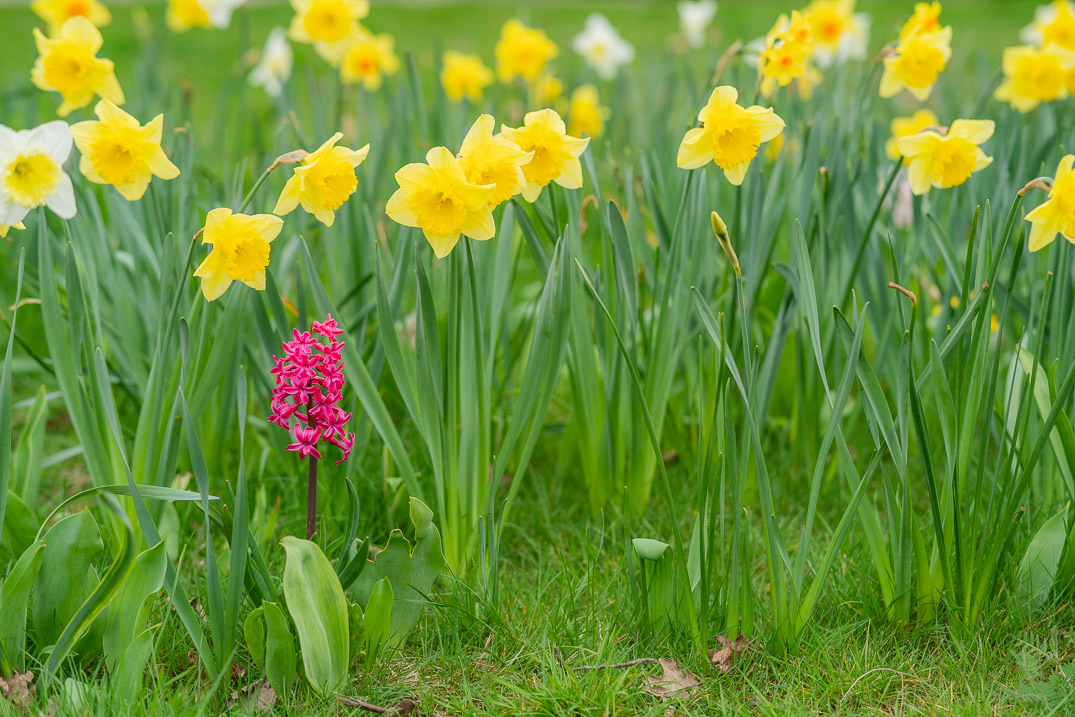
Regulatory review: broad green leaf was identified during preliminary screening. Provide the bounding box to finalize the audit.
[103,540,167,672]
[281,537,349,695]
[33,511,105,648]
[0,540,45,675]
[353,497,445,649]
[244,606,266,672]
[113,626,157,699]
[362,578,393,673]
[1016,507,1069,609]
[263,601,297,696]
[1,493,39,564]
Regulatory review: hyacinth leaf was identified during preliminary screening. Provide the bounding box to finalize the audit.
[281,537,349,695]
[2,492,39,565]
[1016,506,1070,609]
[114,625,158,699]
[11,385,47,512]
[263,601,297,695]
[0,250,25,555]
[103,539,167,672]
[32,510,105,649]
[245,606,267,673]
[353,497,445,649]
[362,577,393,673]
[0,540,45,675]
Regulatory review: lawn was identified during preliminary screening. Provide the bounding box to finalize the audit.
[3,0,1075,715]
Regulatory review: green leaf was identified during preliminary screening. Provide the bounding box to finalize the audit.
[262,601,297,696]
[361,578,393,673]
[0,540,45,675]
[244,606,266,673]
[353,497,445,649]
[33,511,105,649]
[103,540,167,672]
[11,386,46,511]
[113,626,157,699]
[1016,507,1069,609]
[0,249,26,556]
[281,536,349,695]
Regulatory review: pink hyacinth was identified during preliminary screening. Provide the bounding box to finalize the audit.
[268,313,355,465]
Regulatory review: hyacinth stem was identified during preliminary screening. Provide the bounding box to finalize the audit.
[306,456,318,540]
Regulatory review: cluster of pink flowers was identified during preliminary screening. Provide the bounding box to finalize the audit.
[268,314,355,464]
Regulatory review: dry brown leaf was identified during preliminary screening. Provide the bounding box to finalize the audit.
[642,658,700,700]
[254,680,277,711]
[268,149,309,173]
[475,631,494,669]
[708,634,752,673]
[0,670,35,707]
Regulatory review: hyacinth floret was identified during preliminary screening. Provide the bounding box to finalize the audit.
[268,313,355,465]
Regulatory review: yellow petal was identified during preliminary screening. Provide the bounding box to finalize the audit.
[677,127,712,170]
[273,176,302,216]
[461,208,495,241]
[948,120,995,145]
[148,148,181,180]
[554,158,583,190]
[194,250,232,301]
[723,160,751,186]
[425,230,460,258]
[385,188,418,227]
[907,158,933,196]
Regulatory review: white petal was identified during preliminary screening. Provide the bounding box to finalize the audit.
[46,172,77,219]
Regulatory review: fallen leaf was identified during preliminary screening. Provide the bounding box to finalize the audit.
[709,634,752,673]
[0,671,35,707]
[254,680,277,711]
[476,632,494,669]
[643,658,700,700]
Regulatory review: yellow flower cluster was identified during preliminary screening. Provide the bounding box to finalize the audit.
[880,1,952,100]
[759,10,815,95]
[288,0,400,90]
[387,110,589,257]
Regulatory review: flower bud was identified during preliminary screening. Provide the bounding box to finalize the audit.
[711,210,739,275]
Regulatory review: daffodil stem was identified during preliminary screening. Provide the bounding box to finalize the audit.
[237,167,274,214]
[306,456,318,540]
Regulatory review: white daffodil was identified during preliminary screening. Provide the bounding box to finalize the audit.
[0,121,76,225]
[204,0,245,29]
[678,0,718,49]
[250,27,293,97]
[571,14,635,80]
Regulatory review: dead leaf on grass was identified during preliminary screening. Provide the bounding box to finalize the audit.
[0,671,35,707]
[476,632,494,669]
[226,679,277,712]
[709,634,753,673]
[642,658,700,700]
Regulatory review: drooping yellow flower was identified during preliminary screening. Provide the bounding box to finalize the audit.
[885,108,939,161]
[288,0,369,64]
[457,114,533,208]
[70,100,180,201]
[31,17,124,117]
[31,0,111,34]
[495,19,559,84]
[0,222,26,239]
[1025,154,1075,251]
[994,44,1075,112]
[567,85,608,138]
[193,208,283,302]
[501,109,591,202]
[339,30,400,90]
[1021,1,1075,51]
[895,119,994,196]
[756,10,815,98]
[879,26,952,100]
[676,85,785,186]
[273,132,370,227]
[385,146,497,258]
[441,51,494,103]
[899,1,944,41]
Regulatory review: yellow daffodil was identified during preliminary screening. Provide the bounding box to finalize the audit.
[288,0,369,64]
[32,17,124,117]
[339,30,400,90]
[495,19,558,84]
[1021,1,1075,51]
[385,146,497,258]
[31,0,111,34]
[759,11,814,90]
[1025,154,1075,251]
[166,0,241,31]
[994,43,1075,112]
[880,26,952,100]
[193,208,283,301]
[531,74,564,105]
[457,114,533,209]
[273,132,370,227]
[0,222,25,239]
[441,51,494,103]
[895,119,994,195]
[567,85,608,138]
[70,100,180,201]
[899,1,943,41]
[802,0,870,66]
[501,109,590,202]
[0,121,76,225]
[676,85,785,186]
[885,108,939,161]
